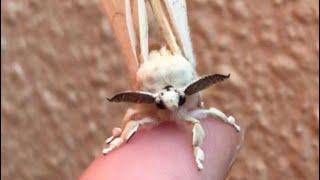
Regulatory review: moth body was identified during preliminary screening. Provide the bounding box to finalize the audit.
[101,0,240,170]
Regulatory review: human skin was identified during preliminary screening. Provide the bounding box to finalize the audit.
[79,117,242,180]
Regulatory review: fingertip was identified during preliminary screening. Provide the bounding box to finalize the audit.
[79,118,242,180]
[196,117,242,179]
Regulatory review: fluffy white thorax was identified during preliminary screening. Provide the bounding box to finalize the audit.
[137,47,196,93]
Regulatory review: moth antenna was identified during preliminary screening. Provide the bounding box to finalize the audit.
[149,0,181,54]
[163,0,196,68]
[107,91,155,103]
[184,74,231,95]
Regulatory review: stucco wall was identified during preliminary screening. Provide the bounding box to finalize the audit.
[1,0,319,179]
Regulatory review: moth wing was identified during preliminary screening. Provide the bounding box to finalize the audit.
[108,91,155,103]
[137,0,149,63]
[184,74,230,95]
[100,0,141,88]
[164,0,196,68]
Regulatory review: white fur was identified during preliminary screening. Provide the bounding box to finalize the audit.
[159,89,180,110]
[137,47,196,93]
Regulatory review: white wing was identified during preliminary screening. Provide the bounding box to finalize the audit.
[149,0,181,54]
[137,0,149,63]
[100,0,150,88]
[125,0,138,64]
[100,0,138,87]
[164,0,196,68]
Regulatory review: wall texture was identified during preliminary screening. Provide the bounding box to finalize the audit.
[1,0,319,179]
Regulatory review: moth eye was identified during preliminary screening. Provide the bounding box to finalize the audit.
[156,100,166,109]
[160,92,164,96]
[178,96,186,106]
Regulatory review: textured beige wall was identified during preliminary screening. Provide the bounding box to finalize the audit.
[1,0,319,179]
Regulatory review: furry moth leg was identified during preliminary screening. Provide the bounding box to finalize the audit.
[102,117,156,155]
[189,108,241,132]
[183,115,205,170]
[193,122,205,170]
[105,127,123,144]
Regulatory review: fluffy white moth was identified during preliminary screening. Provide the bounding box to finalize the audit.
[101,0,240,170]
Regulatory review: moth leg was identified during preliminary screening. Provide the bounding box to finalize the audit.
[189,107,241,132]
[105,127,122,144]
[121,117,156,142]
[183,116,205,170]
[102,135,124,155]
[102,120,139,155]
[102,117,156,155]
[104,108,138,144]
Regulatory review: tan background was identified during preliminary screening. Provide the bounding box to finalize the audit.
[1,0,319,179]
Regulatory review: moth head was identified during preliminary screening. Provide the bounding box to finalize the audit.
[107,74,229,110]
[155,85,185,111]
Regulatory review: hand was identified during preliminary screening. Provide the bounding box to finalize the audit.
[79,117,242,180]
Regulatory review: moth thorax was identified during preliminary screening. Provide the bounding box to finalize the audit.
[137,48,196,93]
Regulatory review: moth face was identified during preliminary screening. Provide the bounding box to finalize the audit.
[155,85,186,110]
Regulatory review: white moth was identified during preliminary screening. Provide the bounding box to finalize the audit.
[101,0,240,170]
